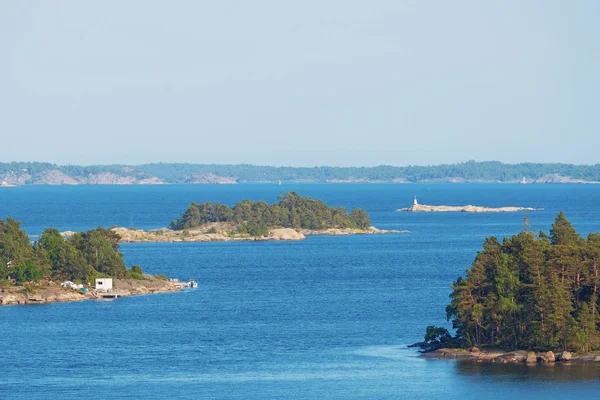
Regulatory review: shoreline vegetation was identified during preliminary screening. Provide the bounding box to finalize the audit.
[0,218,181,306]
[2,161,600,185]
[417,212,600,364]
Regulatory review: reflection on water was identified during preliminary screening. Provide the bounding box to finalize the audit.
[455,359,600,382]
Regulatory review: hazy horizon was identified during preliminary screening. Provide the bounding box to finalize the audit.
[2,1,599,166]
[3,159,600,169]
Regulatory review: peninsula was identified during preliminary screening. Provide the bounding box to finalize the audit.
[417,212,600,364]
[0,218,182,306]
[397,196,542,213]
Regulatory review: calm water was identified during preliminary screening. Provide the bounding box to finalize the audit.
[1,184,600,399]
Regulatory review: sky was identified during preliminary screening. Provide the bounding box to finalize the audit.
[1,1,599,167]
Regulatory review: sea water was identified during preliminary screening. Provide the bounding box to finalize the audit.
[1,184,599,399]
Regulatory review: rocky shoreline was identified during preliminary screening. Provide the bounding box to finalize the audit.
[397,204,542,213]
[422,347,600,365]
[62,225,406,244]
[0,276,182,306]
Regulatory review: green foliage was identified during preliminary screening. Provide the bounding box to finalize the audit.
[237,224,269,237]
[206,227,218,234]
[154,274,167,281]
[69,228,126,278]
[11,260,45,285]
[424,325,453,345]
[126,265,146,280]
[0,218,132,285]
[131,265,143,274]
[443,212,600,352]
[170,192,371,232]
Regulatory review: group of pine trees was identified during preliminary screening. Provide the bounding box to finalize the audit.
[170,192,371,232]
[445,212,600,353]
[0,218,136,285]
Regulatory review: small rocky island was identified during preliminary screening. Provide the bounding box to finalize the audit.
[0,218,183,306]
[416,212,600,364]
[397,196,542,212]
[113,192,403,243]
[99,225,400,243]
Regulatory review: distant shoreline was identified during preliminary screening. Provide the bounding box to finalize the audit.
[2,161,600,185]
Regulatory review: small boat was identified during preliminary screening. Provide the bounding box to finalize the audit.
[188,279,198,288]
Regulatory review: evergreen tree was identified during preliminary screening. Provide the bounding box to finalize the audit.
[439,212,600,352]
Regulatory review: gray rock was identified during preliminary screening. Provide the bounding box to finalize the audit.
[560,351,572,361]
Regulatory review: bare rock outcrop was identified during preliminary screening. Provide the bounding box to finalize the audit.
[81,173,138,185]
[0,276,181,306]
[31,170,79,185]
[535,174,599,184]
[138,177,164,184]
[397,204,542,213]
[302,227,407,235]
[268,228,306,241]
[182,173,236,184]
[559,351,572,361]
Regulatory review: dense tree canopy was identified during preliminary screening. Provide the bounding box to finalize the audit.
[445,212,600,352]
[170,192,372,232]
[0,219,130,285]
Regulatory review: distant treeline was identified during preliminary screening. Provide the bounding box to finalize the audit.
[170,192,371,232]
[0,218,146,285]
[429,212,600,353]
[2,161,600,183]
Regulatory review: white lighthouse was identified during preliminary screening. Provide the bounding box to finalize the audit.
[413,195,418,206]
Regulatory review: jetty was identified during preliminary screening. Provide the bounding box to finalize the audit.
[397,196,542,213]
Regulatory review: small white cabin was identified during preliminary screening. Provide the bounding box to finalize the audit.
[95,278,113,292]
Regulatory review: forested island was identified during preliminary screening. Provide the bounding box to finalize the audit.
[0,218,179,305]
[420,212,600,364]
[58,193,399,244]
[1,161,600,185]
[171,192,371,232]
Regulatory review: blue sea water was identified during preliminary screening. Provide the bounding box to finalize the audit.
[1,183,600,399]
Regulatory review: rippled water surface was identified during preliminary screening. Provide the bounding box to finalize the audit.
[1,184,600,399]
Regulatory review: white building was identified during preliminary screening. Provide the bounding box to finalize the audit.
[95,278,113,292]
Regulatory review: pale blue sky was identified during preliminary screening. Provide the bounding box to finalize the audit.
[1,1,599,166]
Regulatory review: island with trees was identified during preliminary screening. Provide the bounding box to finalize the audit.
[108,192,400,243]
[418,212,600,364]
[0,218,181,305]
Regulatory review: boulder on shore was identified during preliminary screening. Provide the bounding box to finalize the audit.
[525,352,537,364]
[268,228,306,241]
[559,351,572,361]
[545,351,555,363]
